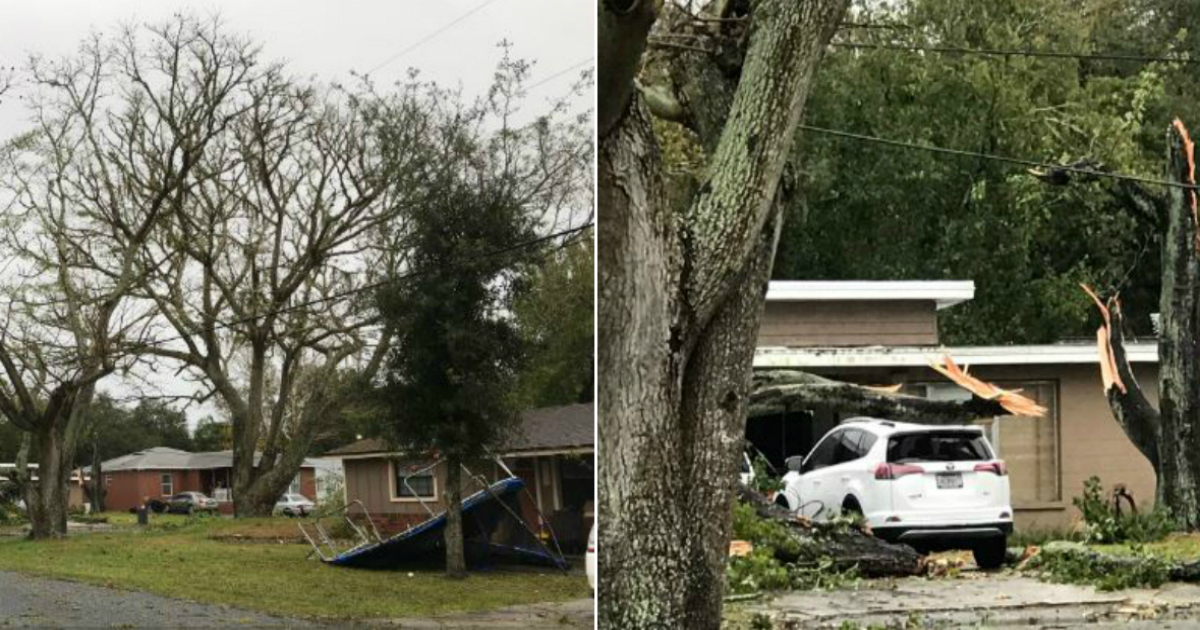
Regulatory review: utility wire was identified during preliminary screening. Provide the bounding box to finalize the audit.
[134,221,594,351]
[526,58,594,93]
[367,0,502,75]
[798,124,1197,190]
[829,41,1196,65]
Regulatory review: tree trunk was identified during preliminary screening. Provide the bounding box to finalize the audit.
[26,424,69,539]
[90,441,104,514]
[1092,120,1200,528]
[598,0,847,627]
[444,457,467,578]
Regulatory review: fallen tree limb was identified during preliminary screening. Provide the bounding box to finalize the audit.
[736,486,925,577]
[749,371,1009,423]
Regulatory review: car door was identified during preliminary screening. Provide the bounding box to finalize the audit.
[829,429,875,513]
[797,429,843,520]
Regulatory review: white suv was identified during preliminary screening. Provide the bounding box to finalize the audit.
[777,417,1013,568]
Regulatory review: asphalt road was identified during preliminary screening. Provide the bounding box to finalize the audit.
[0,569,318,628]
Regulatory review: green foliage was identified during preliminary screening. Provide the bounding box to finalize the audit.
[749,453,783,495]
[189,417,231,452]
[512,234,594,408]
[732,502,802,558]
[772,0,1200,345]
[727,548,793,594]
[1026,542,1173,591]
[728,503,860,594]
[1073,476,1175,544]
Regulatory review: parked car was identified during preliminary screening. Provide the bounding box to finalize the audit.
[776,417,1012,568]
[165,492,218,515]
[275,493,315,517]
[586,522,596,593]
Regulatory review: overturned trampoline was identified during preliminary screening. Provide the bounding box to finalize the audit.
[299,458,569,571]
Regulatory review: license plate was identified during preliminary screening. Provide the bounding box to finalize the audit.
[936,473,963,489]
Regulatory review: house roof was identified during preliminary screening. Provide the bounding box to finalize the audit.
[766,280,975,310]
[754,342,1160,369]
[99,447,322,472]
[326,402,595,458]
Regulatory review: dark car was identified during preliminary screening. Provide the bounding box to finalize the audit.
[165,492,219,515]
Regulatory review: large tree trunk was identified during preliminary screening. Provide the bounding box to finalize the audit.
[598,0,848,627]
[444,457,467,578]
[26,424,69,539]
[1091,120,1200,528]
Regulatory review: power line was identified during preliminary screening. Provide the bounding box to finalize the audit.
[798,124,1196,190]
[526,58,594,93]
[134,222,594,351]
[829,41,1197,65]
[367,0,502,75]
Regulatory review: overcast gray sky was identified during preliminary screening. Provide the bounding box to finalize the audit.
[0,0,594,428]
[0,0,594,139]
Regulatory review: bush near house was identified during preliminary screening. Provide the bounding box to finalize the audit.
[1073,476,1175,544]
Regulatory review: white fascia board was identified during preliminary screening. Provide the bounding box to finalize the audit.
[753,343,1160,368]
[765,280,976,310]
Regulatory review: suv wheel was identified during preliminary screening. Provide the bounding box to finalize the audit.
[973,537,1007,570]
[841,497,863,519]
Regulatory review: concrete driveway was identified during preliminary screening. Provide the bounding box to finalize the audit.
[742,573,1200,629]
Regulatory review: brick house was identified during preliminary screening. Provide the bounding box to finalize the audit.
[98,447,327,514]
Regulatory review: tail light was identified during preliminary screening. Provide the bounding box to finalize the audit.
[974,461,1008,476]
[874,463,924,479]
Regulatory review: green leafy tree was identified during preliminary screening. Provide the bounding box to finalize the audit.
[513,233,594,408]
[377,179,538,577]
[190,417,231,452]
[376,52,588,577]
[773,0,1195,344]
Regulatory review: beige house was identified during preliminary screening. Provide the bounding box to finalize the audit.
[751,280,1158,531]
[327,402,594,549]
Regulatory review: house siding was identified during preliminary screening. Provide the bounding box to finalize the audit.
[758,300,939,347]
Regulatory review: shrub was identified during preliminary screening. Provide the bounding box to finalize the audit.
[1073,476,1175,544]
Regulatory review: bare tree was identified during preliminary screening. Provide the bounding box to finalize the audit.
[0,16,260,536]
[598,0,847,626]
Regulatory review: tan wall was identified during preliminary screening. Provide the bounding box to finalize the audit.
[805,362,1160,533]
[758,300,939,347]
[342,455,565,519]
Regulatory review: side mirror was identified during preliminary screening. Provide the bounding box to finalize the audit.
[786,455,805,472]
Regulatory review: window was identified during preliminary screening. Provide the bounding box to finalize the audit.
[160,473,173,496]
[104,475,113,486]
[833,429,865,464]
[919,380,1060,505]
[887,431,992,463]
[801,430,841,473]
[392,463,437,500]
[288,475,301,495]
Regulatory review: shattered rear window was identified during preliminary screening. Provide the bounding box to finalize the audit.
[887,431,991,463]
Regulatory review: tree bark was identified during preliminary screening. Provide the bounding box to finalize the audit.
[598,0,848,627]
[444,457,467,578]
[25,424,69,538]
[90,442,104,514]
[1090,120,1200,528]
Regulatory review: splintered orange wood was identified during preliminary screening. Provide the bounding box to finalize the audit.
[1080,283,1127,394]
[864,384,903,394]
[928,355,1048,417]
[1173,118,1200,255]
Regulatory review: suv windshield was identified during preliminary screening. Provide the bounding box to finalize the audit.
[887,431,991,463]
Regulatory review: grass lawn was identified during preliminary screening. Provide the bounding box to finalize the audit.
[1093,532,1200,560]
[0,513,588,620]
